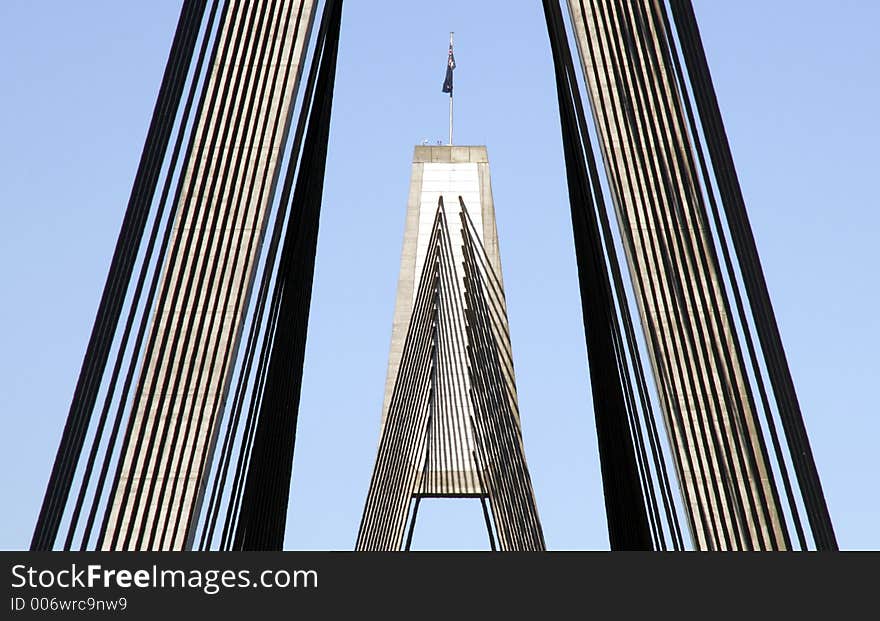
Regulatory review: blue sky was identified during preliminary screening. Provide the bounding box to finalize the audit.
[1,1,877,550]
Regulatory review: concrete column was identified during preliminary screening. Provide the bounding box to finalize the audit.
[566,0,786,550]
[102,0,317,551]
[378,145,525,497]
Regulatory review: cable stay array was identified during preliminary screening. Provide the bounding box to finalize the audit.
[543,0,836,550]
[31,0,835,552]
[357,198,545,551]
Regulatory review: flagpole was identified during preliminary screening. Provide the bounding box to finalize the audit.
[448,31,454,146]
[449,93,453,146]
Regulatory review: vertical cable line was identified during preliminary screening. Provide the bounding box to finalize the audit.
[439,206,482,499]
[89,0,238,552]
[127,0,277,551]
[590,0,752,550]
[241,0,341,550]
[573,0,707,548]
[459,201,545,550]
[30,0,209,552]
[552,0,835,550]
[204,1,336,544]
[140,0,289,552]
[460,209,522,548]
[459,208,549,547]
[429,243,455,497]
[59,0,223,552]
[356,204,444,550]
[623,0,784,550]
[652,0,805,549]
[666,0,836,550]
[139,0,268,548]
[441,206,509,540]
[182,0,311,552]
[231,0,343,550]
[441,239,470,497]
[101,0,261,550]
[544,0,654,550]
[592,0,743,550]
[98,0,251,549]
[371,211,442,549]
[77,0,230,553]
[622,0,769,547]
[578,0,723,550]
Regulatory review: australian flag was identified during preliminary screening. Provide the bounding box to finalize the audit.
[442,43,456,94]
